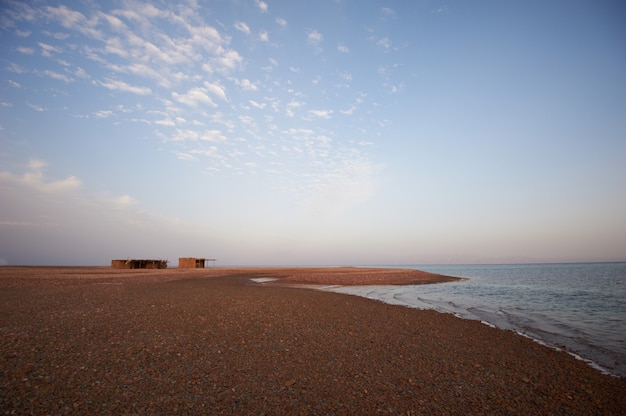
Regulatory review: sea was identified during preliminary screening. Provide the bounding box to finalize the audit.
[322,262,626,378]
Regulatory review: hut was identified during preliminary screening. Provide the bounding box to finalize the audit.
[178,257,216,268]
[111,259,168,269]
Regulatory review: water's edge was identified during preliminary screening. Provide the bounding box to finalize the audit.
[319,263,626,378]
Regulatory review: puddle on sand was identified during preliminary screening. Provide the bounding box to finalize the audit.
[250,277,278,283]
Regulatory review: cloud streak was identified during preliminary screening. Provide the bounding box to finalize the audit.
[97,78,151,95]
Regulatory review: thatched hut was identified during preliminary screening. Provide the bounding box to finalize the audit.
[111,259,168,269]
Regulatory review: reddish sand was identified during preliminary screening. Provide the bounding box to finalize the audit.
[214,266,463,286]
[1,267,624,415]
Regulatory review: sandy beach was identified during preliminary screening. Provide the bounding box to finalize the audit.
[1,266,624,415]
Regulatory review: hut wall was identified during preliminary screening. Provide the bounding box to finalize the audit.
[111,260,130,269]
[179,257,204,268]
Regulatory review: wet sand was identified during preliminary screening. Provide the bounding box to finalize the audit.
[1,267,624,415]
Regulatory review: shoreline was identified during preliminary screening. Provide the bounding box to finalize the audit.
[1,267,624,414]
[319,283,626,379]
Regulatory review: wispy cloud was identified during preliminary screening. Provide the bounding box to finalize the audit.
[192,147,220,158]
[43,31,70,40]
[43,69,71,82]
[234,21,250,34]
[27,103,47,112]
[307,29,323,50]
[308,109,333,119]
[256,1,269,13]
[286,100,305,117]
[381,7,397,19]
[176,152,196,161]
[97,78,151,95]
[340,105,357,115]
[104,194,138,210]
[249,100,266,109]
[0,159,82,193]
[38,42,62,57]
[376,36,392,50]
[170,129,226,142]
[172,87,217,107]
[204,81,228,102]
[235,78,258,91]
[16,46,35,55]
[283,128,316,138]
[93,110,113,118]
[211,49,243,74]
[6,62,27,74]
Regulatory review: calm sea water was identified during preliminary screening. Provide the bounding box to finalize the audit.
[324,263,626,377]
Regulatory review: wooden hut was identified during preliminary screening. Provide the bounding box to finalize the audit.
[111,259,168,269]
[178,257,216,268]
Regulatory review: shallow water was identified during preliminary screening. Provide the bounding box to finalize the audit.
[325,263,626,377]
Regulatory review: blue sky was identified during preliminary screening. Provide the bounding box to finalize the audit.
[1,0,625,266]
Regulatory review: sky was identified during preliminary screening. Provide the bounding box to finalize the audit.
[1,0,625,266]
